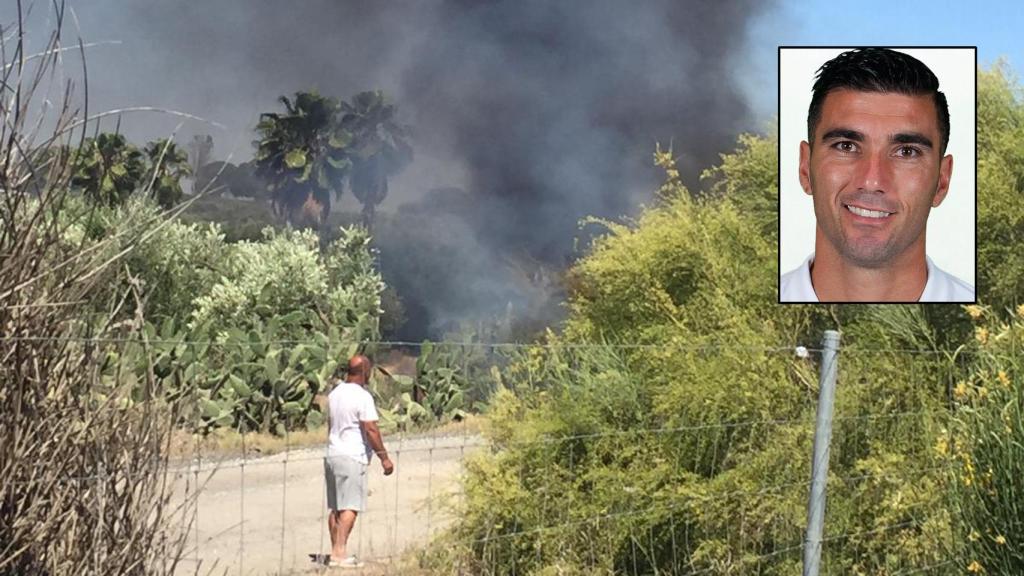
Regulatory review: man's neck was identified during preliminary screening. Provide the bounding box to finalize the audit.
[810,236,928,302]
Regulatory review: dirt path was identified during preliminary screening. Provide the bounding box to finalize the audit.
[173,434,483,575]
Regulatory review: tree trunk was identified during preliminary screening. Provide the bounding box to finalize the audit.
[361,201,375,233]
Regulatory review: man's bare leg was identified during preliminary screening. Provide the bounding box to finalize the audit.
[328,510,338,558]
[330,509,358,560]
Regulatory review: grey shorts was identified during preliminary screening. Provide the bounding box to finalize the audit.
[324,455,368,512]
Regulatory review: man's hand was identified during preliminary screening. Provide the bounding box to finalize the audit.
[360,419,393,476]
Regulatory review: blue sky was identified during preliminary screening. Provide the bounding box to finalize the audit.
[742,0,1024,120]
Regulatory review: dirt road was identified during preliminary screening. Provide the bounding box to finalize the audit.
[173,434,483,575]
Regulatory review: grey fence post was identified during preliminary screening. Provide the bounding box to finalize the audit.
[803,330,840,576]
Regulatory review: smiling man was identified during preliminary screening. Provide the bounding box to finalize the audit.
[780,48,974,302]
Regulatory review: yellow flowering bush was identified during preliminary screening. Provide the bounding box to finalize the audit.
[950,302,1023,573]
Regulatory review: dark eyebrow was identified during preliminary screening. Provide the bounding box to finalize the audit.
[890,132,934,149]
[820,128,863,143]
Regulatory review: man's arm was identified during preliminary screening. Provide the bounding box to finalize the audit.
[320,391,331,442]
[360,420,394,475]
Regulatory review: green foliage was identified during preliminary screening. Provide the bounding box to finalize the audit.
[177,225,381,434]
[977,64,1024,314]
[180,192,279,243]
[414,340,470,421]
[443,337,955,573]
[70,134,192,208]
[378,285,407,338]
[568,132,782,345]
[252,89,412,232]
[70,133,147,206]
[50,194,384,435]
[209,319,351,434]
[109,315,357,435]
[701,128,779,242]
[52,196,227,323]
[190,226,382,340]
[946,306,1024,575]
[254,91,353,228]
[439,100,988,571]
[936,70,1024,574]
[435,344,660,575]
[143,139,191,208]
[193,160,266,200]
[378,341,498,432]
[340,90,413,229]
[377,374,431,432]
[130,203,227,321]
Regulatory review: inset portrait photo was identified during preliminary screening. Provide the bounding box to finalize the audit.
[778,47,976,303]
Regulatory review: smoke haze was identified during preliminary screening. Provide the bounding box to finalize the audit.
[11,0,777,338]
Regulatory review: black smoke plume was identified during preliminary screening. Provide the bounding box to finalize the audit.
[18,0,774,339]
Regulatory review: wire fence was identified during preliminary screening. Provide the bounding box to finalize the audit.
[4,337,969,575]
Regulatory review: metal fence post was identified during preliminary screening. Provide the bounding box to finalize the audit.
[803,330,840,576]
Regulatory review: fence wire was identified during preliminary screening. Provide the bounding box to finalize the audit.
[3,339,974,575]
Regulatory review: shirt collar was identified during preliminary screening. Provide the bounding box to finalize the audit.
[801,253,940,302]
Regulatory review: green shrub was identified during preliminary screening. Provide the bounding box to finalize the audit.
[946,305,1024,575]
[378,340,500,432]
[438,131,959,573]
[50,195,384,435]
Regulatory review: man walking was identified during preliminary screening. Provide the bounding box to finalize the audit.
[324,355,394,568]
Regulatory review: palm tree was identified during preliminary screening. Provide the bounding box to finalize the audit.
[143,139,191,208]
[70,133,147,207]
[339,91,412,231]
[253,91,352,229]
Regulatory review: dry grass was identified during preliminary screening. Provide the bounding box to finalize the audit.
[0,4,193,573]
[409,412,484,438]
[169,413,484,460]
[169,424,328,460]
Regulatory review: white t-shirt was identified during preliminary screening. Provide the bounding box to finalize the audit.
[327,381,379,464]
[780,254,975,303]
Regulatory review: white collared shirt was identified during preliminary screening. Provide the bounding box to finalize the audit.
[780,253,975,303]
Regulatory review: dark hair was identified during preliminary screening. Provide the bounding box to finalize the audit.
[807,48,950,154]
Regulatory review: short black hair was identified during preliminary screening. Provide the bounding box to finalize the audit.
[807,48,950,154]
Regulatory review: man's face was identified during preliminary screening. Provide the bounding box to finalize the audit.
[799,89,953,268]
